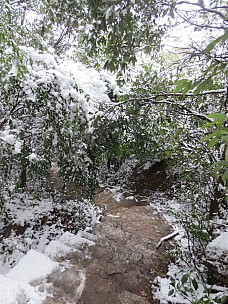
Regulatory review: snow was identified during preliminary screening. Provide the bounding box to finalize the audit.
[28,152,39,161]
[151,191,228,303]
[143,161,152,170]
[153,276,189,304]
[44,240,73,258]
[0,275,45,304]
[14,140,22,154]
[0,130,17,145]
[207,231,228,251]
[1,42,227,303]
[6,250,59,283]
[108,186,124,201]
[20,47,117,118]
[0,185,101,303]
[0,227,97,303]
[59,231,95,247]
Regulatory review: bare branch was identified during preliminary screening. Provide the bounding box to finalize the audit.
[213,6,228,10]
[139,97,214,121]
[156,231,180,249]
[102,88,227,122]
[102,97,213,122]
[199,7,228,22]
[152,89,226,98]
[175,10,226,30]
[176,1,228,21]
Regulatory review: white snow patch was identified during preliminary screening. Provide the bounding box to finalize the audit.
[44,240,74,258]
[76,269,86,299]
[28,152,39,162]
[14,140,23,154]
[154,276,189,304]
[6,250,59,283]
[0,275,45,304]
[109,186,123,202]
[143,161,152,170]
[207,231,228,251]
[0,130,17,145]
[107,214,120,218]
[59,231,95,247]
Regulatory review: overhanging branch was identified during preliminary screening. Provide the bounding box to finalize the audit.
[103,89,227,121]
[137,97,213,122]
[176,1,228,22]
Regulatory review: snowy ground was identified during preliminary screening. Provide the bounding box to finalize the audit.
[0,189,101,304]
[100,160,228,303]
[150,192,228,304]
[0,161,227,304]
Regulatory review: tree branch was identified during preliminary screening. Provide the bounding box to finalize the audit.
[176,1,228,21]
[174,7,226,30]
[152,89,226,98]
[139,97,214,122]
[101,89,226,121]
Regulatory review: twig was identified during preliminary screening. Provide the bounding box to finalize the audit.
[156,231,180,249]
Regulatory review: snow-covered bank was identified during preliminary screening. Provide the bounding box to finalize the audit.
[0,190,101,304]
[151,193,228,303]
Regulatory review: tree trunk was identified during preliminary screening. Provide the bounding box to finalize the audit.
[209,176,225,218]
[19,167,27,188]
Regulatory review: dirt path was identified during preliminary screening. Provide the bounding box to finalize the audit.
[45,188,171,304]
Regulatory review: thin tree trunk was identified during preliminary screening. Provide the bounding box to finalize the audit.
[19,167,27,188]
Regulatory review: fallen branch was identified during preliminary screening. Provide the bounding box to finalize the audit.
[156,231,180,249]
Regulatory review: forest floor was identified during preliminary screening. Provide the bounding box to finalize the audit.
[1,161,227,303]
[43,161,174,304]
[0,161,177,304]
[44,188,172,304]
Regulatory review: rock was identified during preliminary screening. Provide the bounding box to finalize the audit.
[118,290,151,304]
[43,296,64,304]
[48,268,86,300]
[206,232,228,286]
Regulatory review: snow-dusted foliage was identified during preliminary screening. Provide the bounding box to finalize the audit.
[0,46,122,193]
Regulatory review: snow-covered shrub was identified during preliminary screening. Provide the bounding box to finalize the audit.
[0,46,117,197]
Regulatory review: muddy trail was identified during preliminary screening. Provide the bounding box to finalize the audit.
[44,162,173,304]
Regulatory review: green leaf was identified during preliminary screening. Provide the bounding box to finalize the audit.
[204,62,217,75]
[225,146,228,162]
[182,81,193,96]
[205,28,228,53]
[168,289,175,296]
[163,8,169,17]
[175,79,189,85]
[208,137,218,148]
[221,135,228,142]
[181,273,189,284]
[193,80,206,95]
[174,79,192,95]
[222,169,228,181]
[192,279,199,290]
[207,113,227,127]
[193,78,213,95]
[207,130,228,138]
[170,8,175,18]
[208,113,227,121]
[221,295,228,304]
[202,122,216,128]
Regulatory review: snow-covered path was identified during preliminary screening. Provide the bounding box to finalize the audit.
[0,187,172,304]
[43,189,171,304]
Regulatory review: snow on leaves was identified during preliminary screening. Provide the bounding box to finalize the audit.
[0,46,120,190]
